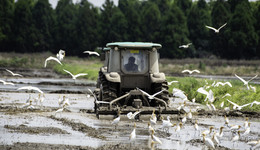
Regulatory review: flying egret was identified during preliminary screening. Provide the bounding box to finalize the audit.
[227,99,251,110]
[56,49,65,61]
[235,74,258,90]
[222,93,231,98]
[205,22,227,33]
[172,88,188,101]
[17,86,43,93]
[179,43,192,48]
[63,69,88,80]
[0,80,15,86]
[44,56,62,68]
[127,111,141,120]
[5,69,23,77]
[250,101,260,107]
[249,85,256,92]
[215,81,232,87]
[167,80,178,85]
[83,51,100,56]
[182,69,200,74]
[197,87,214,102]
[137,87,165,100]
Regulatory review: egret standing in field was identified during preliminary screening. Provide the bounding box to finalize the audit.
[202,133,215,149]
[112,111,121,129]
[129,123,136,145]
[205,22,227,33]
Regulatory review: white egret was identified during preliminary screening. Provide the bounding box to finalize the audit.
[182,69,200,74]
[44,56,62,68]
[17,86,43,93]
[129,123,136,143]
[151,129,162,145]
[167,80,178,85]
[250,101,260,107]
[202,133,215,149]
[0,80,15,86]
[63,69,88,80]
[216,126,224,138]
[224,115,229,126]
[227,99,251,110]
[222,93,231,98]
[127,111,141,120]
[111,111,121,129]
[202,126,214,135]
[179,43,192,49]
[220,101,224,108]
[215,81,232,87]
[235,74,258,90]
[205,22,227,33]
[137,87,165,100]
[5,69,23,77]
[56,49,65,61]
[187,110,192,120]
[172,88,188,100]
[83,51,100,56]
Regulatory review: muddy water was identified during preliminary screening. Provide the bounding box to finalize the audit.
[0,78,260,150]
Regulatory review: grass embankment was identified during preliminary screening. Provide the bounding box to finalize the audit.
[167,76,260,112]
[160,58,260,76]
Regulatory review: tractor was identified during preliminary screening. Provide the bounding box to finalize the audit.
[94,42,179,119]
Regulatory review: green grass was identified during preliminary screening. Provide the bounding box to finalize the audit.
[53,59,103,81]
[166,76,260,112]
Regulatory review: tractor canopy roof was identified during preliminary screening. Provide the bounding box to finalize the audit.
[106,42,162,50]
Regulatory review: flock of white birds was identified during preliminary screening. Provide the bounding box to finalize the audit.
[1,49,99,113]
[106,68,259,149]
[1,45,260,149]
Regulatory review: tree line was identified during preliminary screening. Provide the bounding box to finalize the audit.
[0,0,260,59]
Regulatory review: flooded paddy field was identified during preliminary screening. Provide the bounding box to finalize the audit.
[0,76,260,150]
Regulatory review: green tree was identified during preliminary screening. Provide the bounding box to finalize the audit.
[13,0,36,52]
[55,0,77,54]
[254,2,260,58]
[175,0,192,16]
[118,0,142,41]
[74,0,100,52]
[160,3,190,58]
[140,1,161,42]
[209,0,230,57]
[0,0,14,51]
[32,0,55,52]
[226,0,258,59]
[187,0,211,57]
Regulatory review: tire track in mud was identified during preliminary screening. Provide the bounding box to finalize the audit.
[48,115,106,139]
[4,124,69,135]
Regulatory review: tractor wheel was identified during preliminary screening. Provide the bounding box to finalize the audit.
[100,76,118,103]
